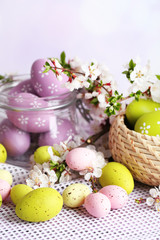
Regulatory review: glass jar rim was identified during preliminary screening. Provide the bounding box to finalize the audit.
[0,78,77,111]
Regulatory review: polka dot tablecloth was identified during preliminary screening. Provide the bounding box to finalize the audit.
[0,163,160,240]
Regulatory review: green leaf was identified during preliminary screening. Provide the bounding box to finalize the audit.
[55,171,61,180]
[60,51,66,66]
[156,75,160,80]
[90,97,99,106]
[45,61,50,67]
[122,71,128,75]
[0,75,4,80]
[129,59,136,70]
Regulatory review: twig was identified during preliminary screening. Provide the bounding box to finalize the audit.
[80,118,110,147]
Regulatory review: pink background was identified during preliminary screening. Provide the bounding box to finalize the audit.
[0,0,160,93]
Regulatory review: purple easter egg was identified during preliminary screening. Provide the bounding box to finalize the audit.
[31,59,69,97]
[0,119,30,156]
[7,92,56,133]
[9,79,36,96]
[38,118,76,146]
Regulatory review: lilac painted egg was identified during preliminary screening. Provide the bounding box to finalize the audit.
[31,59,69,97]
[7,92,56,133]
[0,119,30,156]
[38,118,76,146]
[9,79,36,96]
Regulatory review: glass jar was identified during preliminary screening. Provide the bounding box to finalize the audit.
[0,78,79,168]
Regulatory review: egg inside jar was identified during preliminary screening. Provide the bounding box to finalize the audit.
[0,59,79,167]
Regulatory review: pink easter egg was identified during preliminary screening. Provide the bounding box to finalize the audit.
[31,59,69,97]
[99,185,128,209]
[9,79,36,96]
[84,192,111,218]
[38,118,76,146]
[0,119,30,156]
[0,179,11,201]
[7,92,56,133]
[66,147,96,171]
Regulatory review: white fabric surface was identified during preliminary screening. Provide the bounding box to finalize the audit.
[0,163,160,240]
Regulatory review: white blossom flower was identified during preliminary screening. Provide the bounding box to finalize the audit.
[65,75,89,91]
[69,56,82,71]
[146,197,155,206]
[97,93,109,109]
[146,186,160,211]
[79,146,107,181]
[81,61,101,81]
[150,80,160,103]
[59,167,73,183]
[26,163,58,189]
[129,63,156,93]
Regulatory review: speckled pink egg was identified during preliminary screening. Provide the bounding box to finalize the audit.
[7,92,56,133]
[0,119,30,156]
[38,118,76,146]
[84,192,111,218]
[0,179,11,200]
[66,147,96,171]
[9,79,36,96]
[31,59,69,97]
[99,185,128,209]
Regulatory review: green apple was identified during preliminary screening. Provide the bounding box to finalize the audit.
[126,99,160,128]
[0,144,7,163]
[135,111,160,137]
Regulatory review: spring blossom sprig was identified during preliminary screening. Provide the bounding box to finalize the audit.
[135,185,160,212]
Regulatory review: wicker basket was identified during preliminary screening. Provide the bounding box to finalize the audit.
[109,114,160,186]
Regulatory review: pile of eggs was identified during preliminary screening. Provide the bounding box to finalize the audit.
[0,168,63,222]
[64,147,134,218]
[0,59,77,157]
[126,98,160,137]
[0,145,134,222]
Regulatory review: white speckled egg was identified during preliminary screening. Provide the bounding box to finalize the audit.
[9,79,36,96]
[99,185,128,209]
[62,183,91,208]
[38,118,76,146]
[84,192,111,218]
[66,147,96,171]
[7,92,56,133]
[0,119,30,156]
[31,59,69,97]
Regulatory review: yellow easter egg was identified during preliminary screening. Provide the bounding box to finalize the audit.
[15,187,63,222]
[34,146,60,164]
[10,184,33,205]
[0,144,7,163]
[99,162,134,194]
